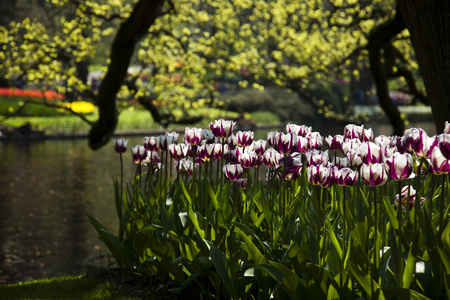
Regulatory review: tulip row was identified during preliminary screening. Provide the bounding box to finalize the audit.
[114,120,450,212]
[93,120,450,299]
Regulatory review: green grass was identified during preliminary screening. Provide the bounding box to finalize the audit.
[0,106,278,135]
[0,275,134,300]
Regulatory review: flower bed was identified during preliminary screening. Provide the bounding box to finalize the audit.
[0,88,94,116]
[90,120,450,299]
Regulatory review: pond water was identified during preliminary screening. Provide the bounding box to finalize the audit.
[0,137,145,284]
[0,120,437,284]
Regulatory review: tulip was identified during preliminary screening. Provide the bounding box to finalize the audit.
[206,143,222,160]
[402,127,429,158]
[359,142,383,165]
[169,143,188,159]
[346,149,362,167]
[333,156,350,169]
[286,124,311,136]
[394,185,424,212]
[274,132,298,154]
[235,131,254,147]
[374,135,393,147]
[267,131,281,147]
[279,152,303,180]
[143,151,161,170]
[209,119,235,138]
[196,144,209,163]
[297,136,309,153]
[113,139,128,153]
[325,135,344,151]
[263,148,282,168]
[226,135,237,150]
[253,139,268,156]
[306,132,323,150]
[237,149,258,168]
[361,128,374,142]
[223,145,238,163]
[438,134,450,160]
[307,164,333,187]
[334,167,359,186]
[344,124,365,140]
[444,121,450,134]
[429,146,450,174]
[143,136,158,152]
[341,138,361,156]
[203,129,219,144]
[381,145,397,159]
[236,178,248,189]
[305,149,329,167]
[185,127,203,146]
[385,152,415,180]
[131,145,147,164]
[179,158,194,176]
[158,134,178,151]
[223,163,244,181]
[361,163,388,186]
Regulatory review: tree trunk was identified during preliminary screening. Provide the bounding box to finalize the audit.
[367,8,406,136]
[398,0,450,133]
[88,0,165,150]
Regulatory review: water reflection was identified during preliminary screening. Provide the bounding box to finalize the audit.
[0,137,142,284]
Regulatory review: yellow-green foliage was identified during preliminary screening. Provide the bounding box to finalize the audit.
[0,0,417,121]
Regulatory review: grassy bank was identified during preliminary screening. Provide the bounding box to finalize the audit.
[0,274,133,300]
[0,107,280,136]
[0,269,178,300]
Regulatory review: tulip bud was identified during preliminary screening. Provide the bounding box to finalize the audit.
[113,139,128,153]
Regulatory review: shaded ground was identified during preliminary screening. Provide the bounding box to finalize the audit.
[85,268,181,300]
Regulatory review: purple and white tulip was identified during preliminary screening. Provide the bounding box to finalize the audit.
[361,163,388,186]
[113,139,128,153]
[209,119,235,139]
[131,145,147,164]
[307,164,333,187]
[385,152,415,180]
[334,167,359,186]
[235,131,254,147]
[185,127,203,146]
[394,185,424,212]
[359,142,384,165]
[223,163,244,181]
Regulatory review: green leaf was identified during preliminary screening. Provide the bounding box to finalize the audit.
[382,286,431,300]
[326,219,343,259]
[348,261,385,300]
[254,262,307,299]
[206,241,233,297]
[383,196,399,230]
[403,249,416,289]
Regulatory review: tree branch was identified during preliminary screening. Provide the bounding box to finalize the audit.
[88,0,165,150]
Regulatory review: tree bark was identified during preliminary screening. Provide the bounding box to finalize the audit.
[367,8,406,136]
[398,0,450,133]
[88,0,165,150]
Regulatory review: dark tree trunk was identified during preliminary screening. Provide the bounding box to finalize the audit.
[368,8,406,136]
[0,0,16,27]
[88,0,165,150]
[398,0,450,133]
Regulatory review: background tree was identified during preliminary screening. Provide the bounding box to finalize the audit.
[1,0,445,150]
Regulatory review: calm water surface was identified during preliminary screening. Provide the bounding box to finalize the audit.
[0,137,144,284]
